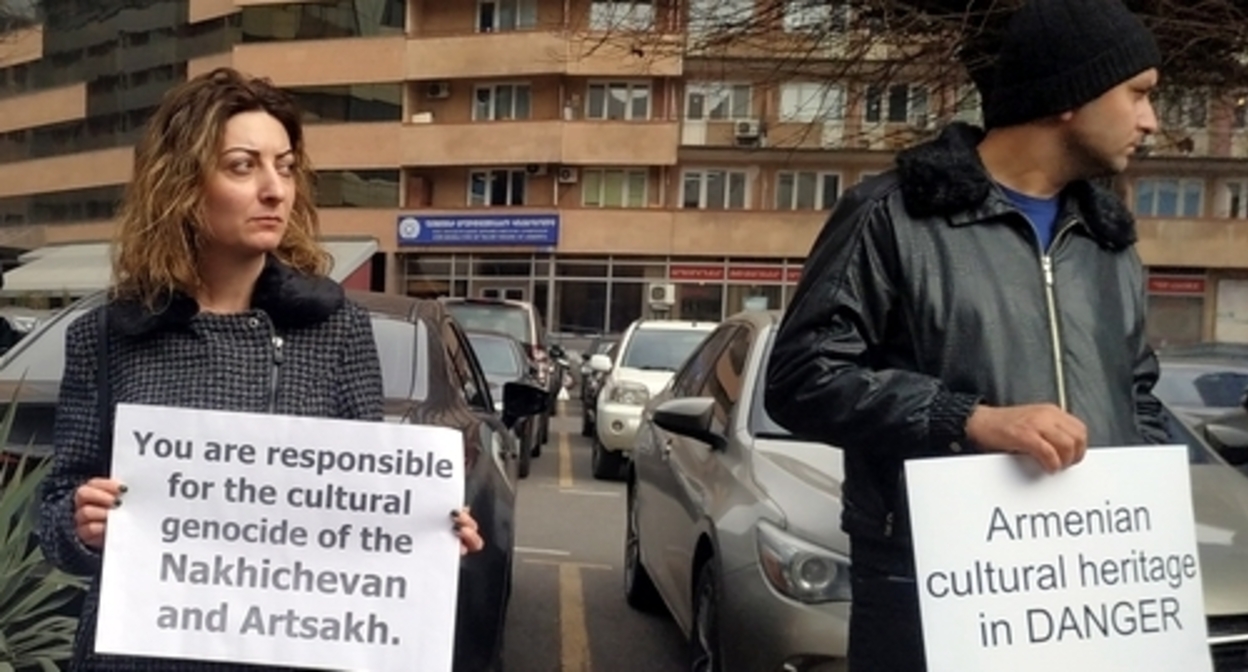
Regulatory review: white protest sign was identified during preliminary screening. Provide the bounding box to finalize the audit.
[905,445,1213,672]
[95,403,466,672]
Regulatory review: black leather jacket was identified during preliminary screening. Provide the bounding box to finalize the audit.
[764,123,1168,559]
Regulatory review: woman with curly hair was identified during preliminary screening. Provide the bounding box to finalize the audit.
[37,67,484,671]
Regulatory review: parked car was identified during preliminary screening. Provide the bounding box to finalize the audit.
[0,290,549,672]
[442,297,560,444]
[466,329,548,479]
[628,310,1248,672]
[580,337,618,438]
[1155,354,1248,422]
[589,319,716,480]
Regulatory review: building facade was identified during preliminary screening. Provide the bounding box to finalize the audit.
[1,0,1246,343]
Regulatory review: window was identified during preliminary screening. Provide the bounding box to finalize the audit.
[682,169,749,209]
[1232,94,1248,129]
[586,82,651,120]
[1134,178,1203,217]
[1216,180,1248,219]
[670,326,739,398]
[441,320,488,411]
[783,0,848,31]
[864,84,928,124]
[776,172,840,210]
[1158,90,1208,129]
[469,169,527,206]
[477,0,537,32]
[474,84,532,120]
[699,327,751,432]
[589,0,654,30]
[582,169,648,207]
[689,0,754,34]
[779,83,845,122]
[315,169,399,208]
[686,83,752,120]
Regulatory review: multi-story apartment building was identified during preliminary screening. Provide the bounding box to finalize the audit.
[0,0,1246,345]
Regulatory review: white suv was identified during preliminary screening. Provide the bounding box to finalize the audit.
[588,319,716,479]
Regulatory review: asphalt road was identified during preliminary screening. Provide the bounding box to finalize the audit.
[502,401,686,672]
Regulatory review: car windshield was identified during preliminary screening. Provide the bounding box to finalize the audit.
[468,334,522,377]
[620,328,710,371]
[446,303,531,346]
[1154,366,1248,409]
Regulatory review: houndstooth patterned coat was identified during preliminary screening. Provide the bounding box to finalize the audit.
[38,257,384,672]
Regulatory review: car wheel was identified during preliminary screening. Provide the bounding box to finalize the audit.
[591,439,624,480]
[689,561,722,672]
[530,419,542,458]
[624,485,664,613]
[540,413,550,445]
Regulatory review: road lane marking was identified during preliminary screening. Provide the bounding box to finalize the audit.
[516,546,572,557]
[559,431,574,488]
[560,563,593,672]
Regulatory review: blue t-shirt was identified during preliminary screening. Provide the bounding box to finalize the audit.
[999,184,1060,251]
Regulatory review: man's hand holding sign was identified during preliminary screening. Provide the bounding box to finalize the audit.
[91,404,476,672]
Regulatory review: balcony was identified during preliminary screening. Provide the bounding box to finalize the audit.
[232,36,405,87]
[401,120,679,167]
[558,208,823,257]
[405,31,682,80]
[1137,217,1248,268]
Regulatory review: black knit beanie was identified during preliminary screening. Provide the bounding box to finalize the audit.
[981,0,1161,129]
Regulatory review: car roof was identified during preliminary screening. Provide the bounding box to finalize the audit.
[440,296,534,310]
[633,319,718,331]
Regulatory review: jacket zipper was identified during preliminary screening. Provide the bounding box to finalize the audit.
[268,334,284,413]
[1040,219,1078,411]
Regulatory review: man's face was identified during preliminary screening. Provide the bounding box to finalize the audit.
[1062,68,1160,178]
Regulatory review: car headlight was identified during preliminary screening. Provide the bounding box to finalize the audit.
[608,381,650,406]
[756,519,852,603]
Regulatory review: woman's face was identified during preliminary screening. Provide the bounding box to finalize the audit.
[200,110,295,261]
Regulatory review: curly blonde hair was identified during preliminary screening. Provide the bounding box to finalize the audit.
[111,67,330,306]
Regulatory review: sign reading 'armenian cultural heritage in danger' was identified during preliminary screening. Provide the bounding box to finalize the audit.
[905,445,1213,672]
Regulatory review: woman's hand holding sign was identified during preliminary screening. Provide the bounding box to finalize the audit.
[74,477,127,550]
[453,507,485,556]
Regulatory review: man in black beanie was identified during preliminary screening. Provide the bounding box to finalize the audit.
[765,0,1167,670]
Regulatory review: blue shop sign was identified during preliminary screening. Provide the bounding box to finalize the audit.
[396,214,559,246]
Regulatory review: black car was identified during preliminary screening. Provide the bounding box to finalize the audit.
[466,329,548,479]
[441,297,559,444]
[0,290,548,672]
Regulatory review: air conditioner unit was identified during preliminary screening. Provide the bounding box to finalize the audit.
[426,82,450,99]
[557,166,579,184]
[525,163,548,176]
[647,283,676,307]
[734,119,761,138]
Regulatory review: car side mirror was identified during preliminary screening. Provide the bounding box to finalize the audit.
[653,397,725,450]
[549,344,566,359]
[589,353,612,373]
[1203,421,1248,466]
[501,381,549,429]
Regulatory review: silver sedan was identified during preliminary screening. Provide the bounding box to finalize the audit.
[626,309,1248,672]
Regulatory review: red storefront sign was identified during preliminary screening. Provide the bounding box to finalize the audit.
[1147,275,1206,296]
[669,265,803,283]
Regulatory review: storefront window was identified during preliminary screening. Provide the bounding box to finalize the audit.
[557,281,608,334]
[609,283,644,332]
[675,284,722,322]
[726,285,782,313]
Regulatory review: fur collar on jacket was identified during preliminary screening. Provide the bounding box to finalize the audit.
[894,122,1138,251]
[108,255,345,336]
